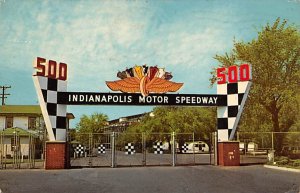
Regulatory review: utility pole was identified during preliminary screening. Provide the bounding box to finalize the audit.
[0,86,11,105]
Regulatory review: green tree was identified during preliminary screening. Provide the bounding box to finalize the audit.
[211,18,300,152]
[127,107,215,136]
[74,112,109,146]
[76,112,108,133]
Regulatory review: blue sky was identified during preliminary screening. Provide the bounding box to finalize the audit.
[1,0,300,128]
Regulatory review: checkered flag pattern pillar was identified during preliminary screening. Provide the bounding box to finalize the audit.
[33,76,67,141]
[98,144,106,154]
[75,144,85,155]
[182,143,188,153]
[125,143,135,155]
[153,141,163,154]
[217,81,252,141]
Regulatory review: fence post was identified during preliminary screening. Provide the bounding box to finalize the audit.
[142,132,146,166]
[17,132,21,169]
[88,133,92,167]
[193,132,195,165]
[271,132,274,150]
[0,133,2,169]
[28,135,31,169]
[30,134,36,169]
[111,132,116,168]
[13,131,17,169]
[214,132,218,166]
[172,132,176,167]
[5,144,7,169]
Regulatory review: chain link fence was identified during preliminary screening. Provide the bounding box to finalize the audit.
[0,133,44,169]
[4,131,296,169]
[237,131,300,164]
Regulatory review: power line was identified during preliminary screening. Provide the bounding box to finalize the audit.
[0,86,11,105]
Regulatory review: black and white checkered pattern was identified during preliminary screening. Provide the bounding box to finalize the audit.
[75,144,85,155]
[217,81,251,141]
[125,143,135,155]
[98,144,106,154]
[182,143,188,153]
[153,141,163,154]
[34,76,67,141]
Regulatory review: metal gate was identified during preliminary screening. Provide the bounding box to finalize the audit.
[70,133,112,167]
[70,132,215,168]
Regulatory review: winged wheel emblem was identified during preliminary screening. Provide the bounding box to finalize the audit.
[106,65,183,97]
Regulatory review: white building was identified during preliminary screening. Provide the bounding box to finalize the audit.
[0,105,74,158]
[0,105,44,131]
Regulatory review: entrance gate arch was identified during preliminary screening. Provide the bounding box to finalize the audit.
[32,57,251,169]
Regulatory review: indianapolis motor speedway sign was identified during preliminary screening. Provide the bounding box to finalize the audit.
[33,57,251,142]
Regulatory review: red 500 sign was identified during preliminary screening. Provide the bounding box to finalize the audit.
[217,64,251,84]
[33,57,67,81]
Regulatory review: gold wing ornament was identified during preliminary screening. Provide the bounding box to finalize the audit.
[106,77,140,93]
[146,77,183,93]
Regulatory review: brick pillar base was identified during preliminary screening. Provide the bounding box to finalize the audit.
[45,141,69,169]
[218,141,240,166]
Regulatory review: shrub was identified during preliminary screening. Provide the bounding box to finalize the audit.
[292,159,300,167]
[276,159,289,165]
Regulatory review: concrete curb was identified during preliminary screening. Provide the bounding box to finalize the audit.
[264,164,300,173]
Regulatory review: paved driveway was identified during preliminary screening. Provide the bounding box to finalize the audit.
[0,165,299,193]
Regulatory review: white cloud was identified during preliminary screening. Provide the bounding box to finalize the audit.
[0,0,239,94]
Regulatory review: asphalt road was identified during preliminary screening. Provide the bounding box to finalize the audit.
[0,165,299,193]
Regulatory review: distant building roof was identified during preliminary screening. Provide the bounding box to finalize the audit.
[0,105,75,119]
[0,105,42,115]
[108,112,147,124]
